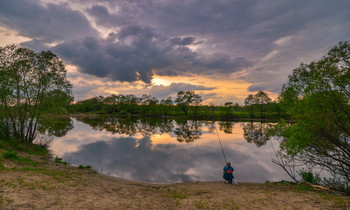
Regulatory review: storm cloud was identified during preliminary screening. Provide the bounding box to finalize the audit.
[0,0,349,95]
[53,24,253,83]
[0,0,98,50]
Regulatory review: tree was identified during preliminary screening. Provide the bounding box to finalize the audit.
[254,91,271,118]
[140,94,158,115]
[159,97,173,116]
[103,94,120,113]
[175,90,202,116]
[222,102,234,119]
[0,45,73,142]
[274,41,350,191]
[244,94,255,118]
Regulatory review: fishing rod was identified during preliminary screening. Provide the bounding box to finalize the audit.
[215,127,227,164]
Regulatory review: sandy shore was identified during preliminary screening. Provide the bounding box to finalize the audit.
[0,149,349,209]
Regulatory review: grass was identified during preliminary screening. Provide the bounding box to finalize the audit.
[54,157,68,165]
[163,188,189,200]
[78,164,92,169]
[193,200,210,209]
[1,149,38,166]
[20,167,72,181]
[0,139,49,156]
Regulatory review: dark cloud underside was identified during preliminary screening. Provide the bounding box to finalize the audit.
[0,0,349,92]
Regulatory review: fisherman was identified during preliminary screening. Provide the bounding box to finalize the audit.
[223,162,236,185]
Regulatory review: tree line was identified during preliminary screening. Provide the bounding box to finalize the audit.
[69,90,282,120]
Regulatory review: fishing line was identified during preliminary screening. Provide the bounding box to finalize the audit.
[215,127,227,164]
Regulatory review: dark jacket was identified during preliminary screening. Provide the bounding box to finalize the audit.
[223,166,234,182]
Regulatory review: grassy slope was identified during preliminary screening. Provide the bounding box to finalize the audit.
[0,140,349,209]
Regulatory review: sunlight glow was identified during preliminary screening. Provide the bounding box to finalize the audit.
[151,76,172,86]
[0,26,31,46]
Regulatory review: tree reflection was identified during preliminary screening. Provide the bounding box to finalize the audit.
[77,117,175,137]
[76,117,275,145]
[38,117,74,137]
[218,121,235,134]
[174,120,202,143]
[242,121,270,147]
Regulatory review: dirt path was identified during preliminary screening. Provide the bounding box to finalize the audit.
[0,149,349,209]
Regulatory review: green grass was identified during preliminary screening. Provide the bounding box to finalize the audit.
[1,150,38,166]
[54,157,68,165]
[3,150,19,159]
[78,165,92,169]
[20,167,72,181]
[0,139,49,156]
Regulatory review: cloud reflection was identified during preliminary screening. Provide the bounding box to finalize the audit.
[62,134,289,183]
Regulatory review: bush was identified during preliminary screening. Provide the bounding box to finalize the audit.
[54,157,68,164]
[299,171,318,185]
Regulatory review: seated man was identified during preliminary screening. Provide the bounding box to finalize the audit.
[223,162,234,184]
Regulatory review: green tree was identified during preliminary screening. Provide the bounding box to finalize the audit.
[254,91,271,118]
[175,90,202,116]
[222,102,234,119]
[275,41,350,190]
[0,45,73,142]
[244,94,255,118]
[159,97,173,116]
[103,94,120,113]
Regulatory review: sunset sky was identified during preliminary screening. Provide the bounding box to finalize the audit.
[0,0,349,104]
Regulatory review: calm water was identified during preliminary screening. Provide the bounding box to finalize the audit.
[48,117,291,183]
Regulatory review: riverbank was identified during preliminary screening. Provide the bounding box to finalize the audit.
[0,142,349,209]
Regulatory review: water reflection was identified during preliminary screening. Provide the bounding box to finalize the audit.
[50,117,290,183]
[174,120,202,143]
[38,117,74,137]
[242,121,270,147]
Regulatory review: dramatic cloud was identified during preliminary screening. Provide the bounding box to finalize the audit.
[0,0,98,50]
[0,0,349,100]
[54,24,252,83]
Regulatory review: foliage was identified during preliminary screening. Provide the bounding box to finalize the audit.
[299,170,318,185]
[0,138,48,156]
[3,150,19,159]
[274,41,350,190]
[244,94,255,118]
[0,45,73,143]
[54,157,68,165]
[69,90,282,120]
[78,164,92,169]
[244,91,271,118]
[175,90,202,116]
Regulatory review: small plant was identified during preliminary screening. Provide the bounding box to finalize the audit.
[54,157,68,165]
[78,165,92,169]
[299,170,318,185]
[3,150,19,159]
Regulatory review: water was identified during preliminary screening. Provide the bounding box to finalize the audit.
[48,117,291,183]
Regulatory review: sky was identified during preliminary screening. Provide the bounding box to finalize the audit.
[0,0,349,104]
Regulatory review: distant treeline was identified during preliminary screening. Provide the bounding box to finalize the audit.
[69,90,285,120]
